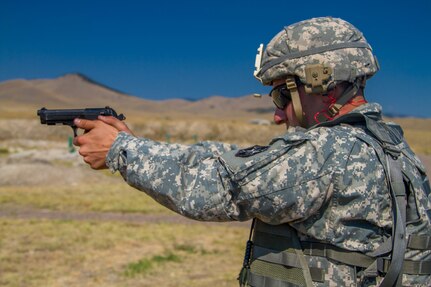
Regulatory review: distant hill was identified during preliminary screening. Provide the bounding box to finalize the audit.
[0,73,273,118]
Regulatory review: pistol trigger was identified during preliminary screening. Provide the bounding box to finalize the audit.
[72,126,78,137]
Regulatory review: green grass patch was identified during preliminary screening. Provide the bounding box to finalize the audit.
[124,253,182,277]
[174,243,197,254]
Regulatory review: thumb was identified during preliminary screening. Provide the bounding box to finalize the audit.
[74,118,97,130]
[98,116,134,135]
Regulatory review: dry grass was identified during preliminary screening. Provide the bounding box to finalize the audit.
[129,114,430,154]
[0,178,248,286]
[388,117,431,155]
[402,130,431,155]
[128,114,285,147]
[0,218,248,287]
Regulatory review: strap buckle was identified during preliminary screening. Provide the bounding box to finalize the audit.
[363,258,387,278]
[382,142,401,159]
[285,76,297,91]
[327,104,342,117]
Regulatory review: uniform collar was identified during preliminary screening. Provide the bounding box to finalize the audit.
[349,102,382,116]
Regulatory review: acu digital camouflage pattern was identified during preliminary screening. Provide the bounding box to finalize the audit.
[254,17,379,86]
[106,102,431,286]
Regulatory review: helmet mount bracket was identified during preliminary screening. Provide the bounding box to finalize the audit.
[304,64,333,94]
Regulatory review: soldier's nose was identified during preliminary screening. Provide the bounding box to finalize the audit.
[274,108,286,125]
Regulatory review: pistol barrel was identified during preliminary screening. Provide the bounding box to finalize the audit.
[37,107,125,125]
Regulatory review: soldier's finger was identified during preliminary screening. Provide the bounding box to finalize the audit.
[73,135,86,146]
[78,147,87,157]
[74,118,97,130]
[98,115,121,127]
[83,155,106,170]
[83,155,91,165]
[98,116,133,134]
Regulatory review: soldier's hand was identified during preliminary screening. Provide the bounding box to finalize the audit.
[73,117,133,170]
[98,115,134,136]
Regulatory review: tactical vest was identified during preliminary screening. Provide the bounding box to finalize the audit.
[238,112,431,287]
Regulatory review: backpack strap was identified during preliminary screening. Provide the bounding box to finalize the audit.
[379,153,407,287]
[315,112,408,286]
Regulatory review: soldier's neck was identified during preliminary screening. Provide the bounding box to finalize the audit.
[337,95,367,117]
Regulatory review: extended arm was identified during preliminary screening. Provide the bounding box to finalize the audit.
[105,128,338,223]
[107,132,239,221]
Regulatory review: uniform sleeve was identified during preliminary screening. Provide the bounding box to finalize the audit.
[106,129,348,224]
[106,132,239,221]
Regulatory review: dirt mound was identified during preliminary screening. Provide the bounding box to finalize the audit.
[0,141,120,187]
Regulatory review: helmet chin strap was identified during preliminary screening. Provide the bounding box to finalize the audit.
[285,77,306,127]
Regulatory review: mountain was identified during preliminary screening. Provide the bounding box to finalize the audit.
[0,74,273,118]
[0,74,152,112]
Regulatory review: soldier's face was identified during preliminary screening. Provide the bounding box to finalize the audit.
[272,79,301,128]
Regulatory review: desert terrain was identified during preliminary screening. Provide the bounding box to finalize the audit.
[0,74,430,286]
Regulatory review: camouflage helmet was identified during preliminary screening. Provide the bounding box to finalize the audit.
[254,17,379,91]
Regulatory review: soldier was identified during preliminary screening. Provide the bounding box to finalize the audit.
[74,17,431,286]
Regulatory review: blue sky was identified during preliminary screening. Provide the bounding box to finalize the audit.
[1,0,430,117]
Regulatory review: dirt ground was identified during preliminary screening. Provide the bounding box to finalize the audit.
[0,133,120,187]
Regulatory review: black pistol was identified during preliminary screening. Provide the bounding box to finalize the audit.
[37,106,126,137]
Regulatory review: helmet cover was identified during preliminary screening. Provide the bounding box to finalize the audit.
[254,17,379,86]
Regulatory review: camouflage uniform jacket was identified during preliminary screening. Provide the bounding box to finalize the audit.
[106,103,431,285]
